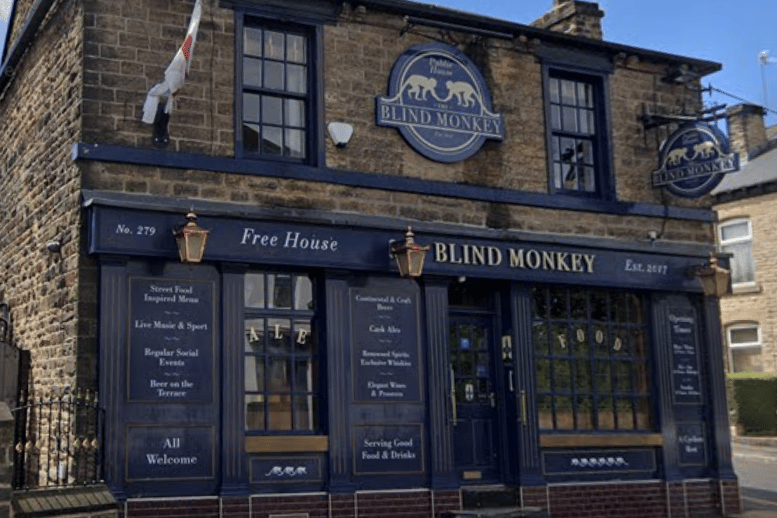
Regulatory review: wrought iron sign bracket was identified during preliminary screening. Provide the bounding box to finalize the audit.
[639,103,727,131]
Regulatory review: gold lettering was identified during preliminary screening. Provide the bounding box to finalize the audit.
[555,252,571,272]
[488,246,502,266]
[448,243,462,264]
[509,249,525,268]
[434,242,448,263]
[542,251,555,270]
[571,254,583,272]
[526,250,541,269]
[583,254,596,273]
[471,246,485,266]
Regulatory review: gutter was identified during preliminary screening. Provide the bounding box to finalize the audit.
[0,0,57,98]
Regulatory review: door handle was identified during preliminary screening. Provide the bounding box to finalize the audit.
[489,392,496,408]
[520,389,528,427]
[450,367,457,426]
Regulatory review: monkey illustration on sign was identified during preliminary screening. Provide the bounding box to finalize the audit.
[442,80,479,107]
[400,75,438,100]
[691,141,720,160]
[666,147,689,166]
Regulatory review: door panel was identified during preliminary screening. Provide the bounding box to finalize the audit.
[449,316,500,481]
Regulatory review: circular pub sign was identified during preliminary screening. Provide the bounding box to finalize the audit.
[651,122,739,198]
[375,43,504,163]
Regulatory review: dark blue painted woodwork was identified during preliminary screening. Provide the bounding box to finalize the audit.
[542,449,656,475]
[344,278,428,488]
[87,204,712,293]
[509,286,544,486]
[125,426,215,481]
[353,424,424,474]
[324,275,356,493]
[676,423,707,466]
[220,265,250,495]
[127,278,215,403]
[73,143,716,222]
[669,307,702,405]
[99,261,221,498]
[701,297,737,480]
[250,456,323,484]
[449,315,500,481]
[351,288,422,403]
[423,283,459,489]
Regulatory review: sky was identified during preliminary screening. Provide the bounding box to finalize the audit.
[433,0,777,126]
[0,1,775,126]
[0,0,10,63]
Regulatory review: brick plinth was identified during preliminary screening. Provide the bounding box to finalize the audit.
[549,481,665,518]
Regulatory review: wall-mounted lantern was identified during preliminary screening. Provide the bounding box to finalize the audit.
[390,226,429,280]
[692,254,731,298]
[174,212,209,264]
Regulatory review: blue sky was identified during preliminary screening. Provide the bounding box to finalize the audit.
[1,1,775,126]
[435,0,777,126]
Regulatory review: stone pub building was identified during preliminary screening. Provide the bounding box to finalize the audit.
[0,0,740,516]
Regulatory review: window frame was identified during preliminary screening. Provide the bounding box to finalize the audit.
[718,218,755,287]
[542,64,614,201]
[235,12,324,166]
[243,269,322,435]
[532,286,655,433]
[727,323,763,373]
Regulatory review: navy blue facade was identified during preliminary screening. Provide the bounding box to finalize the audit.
[87,193,734,499]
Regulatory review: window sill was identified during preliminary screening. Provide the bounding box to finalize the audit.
[539,433,663,448]
[246,435,329,453]
[730,283,762,295]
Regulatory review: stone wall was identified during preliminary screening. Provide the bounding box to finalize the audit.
[0,0,87,393]
[78,1,714,245]
[717,190,777,373]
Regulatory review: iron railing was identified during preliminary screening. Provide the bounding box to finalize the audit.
[12,389,103,489]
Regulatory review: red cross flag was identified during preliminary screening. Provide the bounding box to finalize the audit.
[142,0,202,124]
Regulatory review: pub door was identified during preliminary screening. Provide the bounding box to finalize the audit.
[449,314,501,482]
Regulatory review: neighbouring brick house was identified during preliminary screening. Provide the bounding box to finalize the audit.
[713,104,777,374]
[0,0,741,516]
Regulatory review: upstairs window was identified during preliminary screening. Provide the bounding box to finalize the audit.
[718,219,755,285]
[546,70,611,198]
[239,19,314,162]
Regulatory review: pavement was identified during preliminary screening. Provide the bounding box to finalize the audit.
[730,435,777,518]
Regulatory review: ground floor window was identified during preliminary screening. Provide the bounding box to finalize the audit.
[244,271,320,432]
[728,324,762,373]
[532,287,653,431]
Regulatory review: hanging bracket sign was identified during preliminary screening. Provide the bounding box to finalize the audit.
[651,122,739,198]
[376,43,504,163]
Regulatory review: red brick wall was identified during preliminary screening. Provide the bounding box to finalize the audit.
[355,490,431,518]
[549,482,666,518]
[251,494,329,518]
[721,479,741,515]
[113,481,735,518]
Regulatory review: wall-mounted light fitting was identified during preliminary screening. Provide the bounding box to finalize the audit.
[688,254,731,298]
[174,211,209,264]
[46,238,62,254]
[390,226,429,280]
[327,122,353,148]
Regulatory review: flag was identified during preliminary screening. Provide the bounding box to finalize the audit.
[142,0,202,124]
